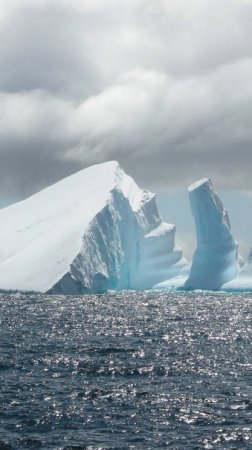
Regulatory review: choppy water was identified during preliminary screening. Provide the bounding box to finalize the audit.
[0,292,252,450]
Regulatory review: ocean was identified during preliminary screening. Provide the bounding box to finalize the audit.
[0,291,251,449]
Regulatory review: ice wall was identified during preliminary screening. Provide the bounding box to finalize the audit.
[185,178,238,290]
[51,166,185,293]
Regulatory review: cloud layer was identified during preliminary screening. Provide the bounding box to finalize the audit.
[1,0,252,202]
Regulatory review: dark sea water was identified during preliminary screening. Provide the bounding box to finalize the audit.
[0,292,252,450]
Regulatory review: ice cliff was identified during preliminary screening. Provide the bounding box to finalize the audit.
[0,161,185,294]
[185,178,238,290]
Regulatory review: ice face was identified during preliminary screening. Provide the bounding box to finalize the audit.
[0,161,185,294]
[185,178,238,290]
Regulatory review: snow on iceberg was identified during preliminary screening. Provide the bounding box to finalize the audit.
[0,161,184,294]
[184,178,238,290]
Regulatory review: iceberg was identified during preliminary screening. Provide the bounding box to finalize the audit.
[184,178,238,290]
[0,161,184,294]
[223,248,252,291]
[153,266,190,291]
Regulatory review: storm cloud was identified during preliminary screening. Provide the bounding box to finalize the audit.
[1,0,252,203]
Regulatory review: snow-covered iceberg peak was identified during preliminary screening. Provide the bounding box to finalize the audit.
[0,161,184,294]
[185,178,238,290]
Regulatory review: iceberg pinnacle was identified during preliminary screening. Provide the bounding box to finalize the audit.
[0,161,184,294]
[185,178,238,290]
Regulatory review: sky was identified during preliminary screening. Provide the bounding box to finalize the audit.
[0,0,252,258]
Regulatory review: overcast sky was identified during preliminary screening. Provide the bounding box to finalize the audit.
[0,0,252,256]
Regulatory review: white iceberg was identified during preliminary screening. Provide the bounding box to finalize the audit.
[184,178,238,290]
[0,161,184,294]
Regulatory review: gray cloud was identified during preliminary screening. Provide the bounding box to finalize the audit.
[0,0,252,204]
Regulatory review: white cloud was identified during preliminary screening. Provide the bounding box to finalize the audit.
[0,0,252,203]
